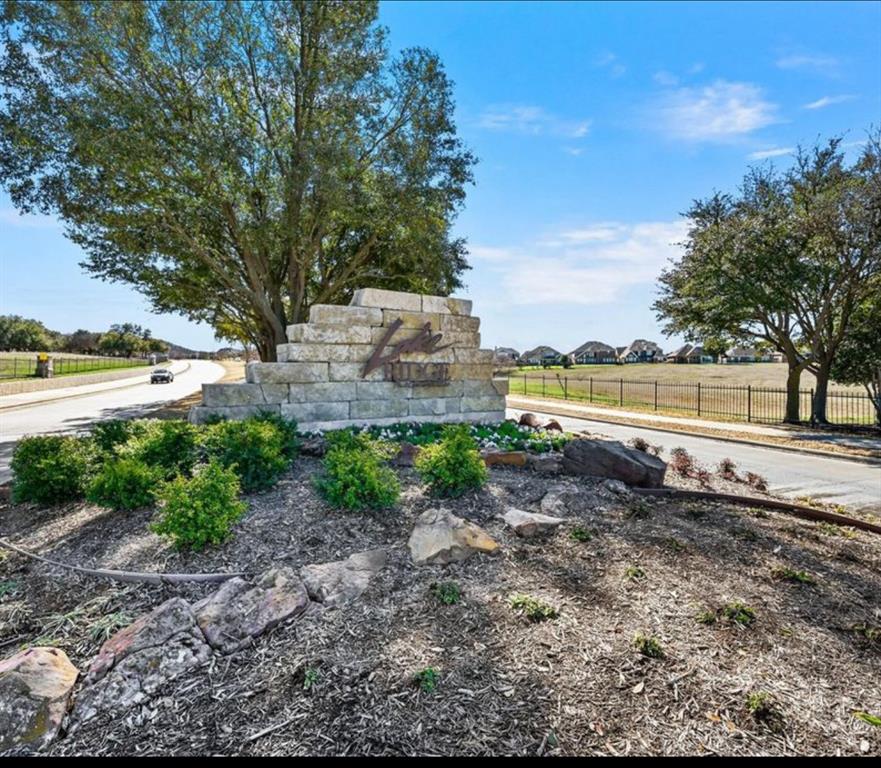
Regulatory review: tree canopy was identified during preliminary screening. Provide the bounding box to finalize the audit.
[0,0,476,359]
[654,136,881,423]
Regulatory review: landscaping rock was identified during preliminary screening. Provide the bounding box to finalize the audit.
[562,438,667,488]
[527,453,564,474]
[518,412,542,428]
[0,647,79,753]
[540,482,608,516]
[194,568,310,654]
[78,598,211,722]
[482,450,528,467]
[299,435,327,457]
[502,507,565,538]
[300,549,387,607]
[408,508,499,565]
[601,478,633,497]
[543,419,563,432]
[392,441,420,467]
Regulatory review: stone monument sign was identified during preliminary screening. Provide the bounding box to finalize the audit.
[190,288,508,431]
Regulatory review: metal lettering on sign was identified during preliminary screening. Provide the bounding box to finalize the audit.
[362,318,452,379]
[384,361,451,385]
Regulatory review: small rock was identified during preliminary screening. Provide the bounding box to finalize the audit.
[194,568,310,654]
[300,549,387,607]
[78,598,211,722]
[0,647,79,753]
[541,482,606,516]
[527,453,564,474]
[519,412,542,428]
[502,507,565,538]
[543,419,563,432]
[408,508,499,565]
[562,438,667,488]
[482,450,528,468]
[391,441,420,467]
[601,478,632,497]
[299,435,327,457]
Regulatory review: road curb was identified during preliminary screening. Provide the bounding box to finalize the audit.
[507,397,881,467]
[0,361,193,413]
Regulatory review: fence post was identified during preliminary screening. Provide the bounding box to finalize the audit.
[542,375,546,398]
[564,376,568,400]
[809,388,814,425]
[654,380,658,411]
[523,373,527,396]
[589,377,593,403]
[697,381,701,416]
[619,378,623,407]
[747,385,752,423]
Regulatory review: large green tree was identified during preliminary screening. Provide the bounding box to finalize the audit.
[0,0,475,360]
[655,137,881,424]
[0,314,53,351]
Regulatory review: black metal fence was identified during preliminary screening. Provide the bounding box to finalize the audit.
[0,355,151,379]
[509,373,878,426]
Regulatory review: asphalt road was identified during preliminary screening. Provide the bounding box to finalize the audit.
[0,359,225,483]
[509,407,881,515]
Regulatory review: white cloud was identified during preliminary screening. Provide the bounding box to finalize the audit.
[803,94,856,110]
[0,208,60,229]
[651,80,779,142]
[471,221,687,307]
[562,146,585,156]
[653,70,679,87]
[748,147,794,160]
[596,51,626,78]
[467,245,515,263]
[776,53,840,75]
[477,104,591,139]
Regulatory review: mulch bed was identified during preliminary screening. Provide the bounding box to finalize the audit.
[1,459,879,756]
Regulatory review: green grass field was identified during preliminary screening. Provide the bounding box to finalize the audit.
[0,352,149,380]
[506,363,874,425]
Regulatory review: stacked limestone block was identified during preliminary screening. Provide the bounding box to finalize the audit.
[190,288,508,431]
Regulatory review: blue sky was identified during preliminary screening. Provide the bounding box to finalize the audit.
[1,0,879,353]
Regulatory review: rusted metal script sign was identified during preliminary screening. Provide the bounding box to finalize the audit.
[362,318,451,384]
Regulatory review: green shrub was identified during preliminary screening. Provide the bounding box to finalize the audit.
[151,461,247,550]
[314,442,400,511]
[414,425,487,498]
[11,435,93,504]
[251,411,300,460]
[431,581,462,605]
[90,419,135,454]
[86,457,162,510]
[201,418,290,492]
[414,667,439,693]
[633,632,665,658]
[122,419,199,479]
[509,593,558,622]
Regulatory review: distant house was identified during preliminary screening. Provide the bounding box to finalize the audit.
[519,345,562,366]
[618,339,664,364]
[494,346,520,362]
[666,344,714,364]
[615,346,627,358]
[723,346,773,363]
[569,340,617,365]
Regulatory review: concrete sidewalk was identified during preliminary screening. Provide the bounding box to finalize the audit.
[0,360,190,410]
[507,395,881,455]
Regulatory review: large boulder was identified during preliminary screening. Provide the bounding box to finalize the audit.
[194,568,310,654]
[502,507,564,538]
[408,509,499,565]
[0,647,79,753]
[562,438,667,488]
[300,549,387,607]
[518,412,542,428]
[77,597,212,722]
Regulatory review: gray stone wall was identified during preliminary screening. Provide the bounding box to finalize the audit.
[190,288,507,431]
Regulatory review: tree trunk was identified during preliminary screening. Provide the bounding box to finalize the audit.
[811,359,832,425]
[784,359,804,424]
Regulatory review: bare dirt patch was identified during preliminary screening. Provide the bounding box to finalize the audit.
[1,460,879,756]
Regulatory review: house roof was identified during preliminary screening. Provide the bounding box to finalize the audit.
[569,340,616,357]
[520,345,561,359]
[621,339,664,356]
[726,346,758,357]
[495,347,520,357]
